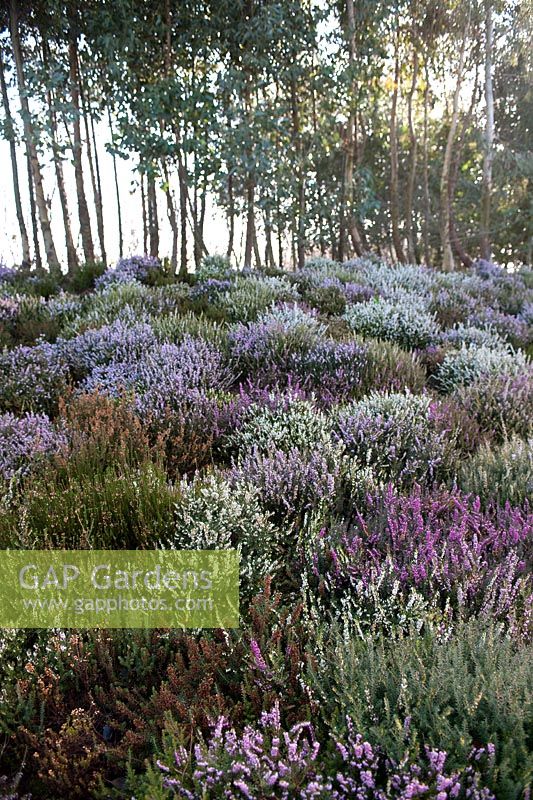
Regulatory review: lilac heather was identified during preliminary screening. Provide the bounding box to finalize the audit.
[0,412,66,480]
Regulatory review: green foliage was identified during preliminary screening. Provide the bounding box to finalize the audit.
[64,261,106,293]
[0,461,176,549]
[457,437,533,508]
[308,620,533,799]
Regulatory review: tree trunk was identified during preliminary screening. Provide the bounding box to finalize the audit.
[390,26,406,263]
[26,149,42,273]
[405,43,419,263]
[107,108,123,258]
[161,158,178,273]
[140,170,148,254]
[244,175,255,269]
[290,79,306,269]
[89,105,105,264]
[147,173,159,258]
[44,83,78,274]
[226,170,235,261]
[341,0,365,261]
[81,77,106,265]
[440,20,468,272]
[41,38,78,275]
[422,60,431,266]
[10,0,60,274]
[68,33,94,264]
[264,208,275,269]
[480,0,494,261]
[0,46,30,269]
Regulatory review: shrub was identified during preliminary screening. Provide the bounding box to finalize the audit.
[287,339,369,404]
[0,342,67,415]
[0,462,176,549]
[163,472,280,597]
[454,371,533,442]
[302,485,532,627]
[95,255,165,289]
[195,253,233,280]
[56,392,153,476]
[0,412,66,482]
[215,275,299,322]
[64,261,106,293]
[227,395,332,456]
[440,323,504,349]
[140,704,497,800]
[457,437,533,508]
[1,628,245,798]
[82,336,233,417]
[230,444,343,519]
[150,310,228,348]
[229,304,325,383]
[435,343,527,392]
[309,619,532,799]
[334,392,458,487]
[343,297,440,350]
[59,317,158,380]
[360,338,426,395]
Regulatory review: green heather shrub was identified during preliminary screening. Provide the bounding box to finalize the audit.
[64,261,106,293]
[457,437,533,508]
[214,275,299,322]
[360,337,426,395]
[454,371,533,442]
[62,283,154,335]
[164,472,280,597]
[196,253,233,280]
[150,310,228,348]
[304,256,339,271]
[0,462,176,550]
[301,284,347,315]
[343,297,440,349]
[435,343,527,392]
[309,619,533,800]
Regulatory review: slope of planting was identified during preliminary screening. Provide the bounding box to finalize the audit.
[0,254,532,799]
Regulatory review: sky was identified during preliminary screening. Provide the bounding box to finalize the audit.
[0,114,234,271]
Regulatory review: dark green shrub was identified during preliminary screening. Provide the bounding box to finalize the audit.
[308,619,532,800]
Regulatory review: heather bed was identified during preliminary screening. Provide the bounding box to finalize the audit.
[0,255,531,799]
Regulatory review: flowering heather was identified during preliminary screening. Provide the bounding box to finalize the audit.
[0,295,20,321]
[228,394,331,455]
[455,370,533,442]
[190,278,232,300]
[82,336,233,418]
[334,392,456,487]
[156,704,496,799]
[95,254,163,289]
[0,263,18,284]
[229,305,326,384]
[0,412,66,480]
[0,341,67,415]
[287,339,369,403]
[343,297,440,350]
[230,444,342,517]
[468,308,532,348]
[435,343,528,392]
[306,485,532,619]
[59,318,158,378]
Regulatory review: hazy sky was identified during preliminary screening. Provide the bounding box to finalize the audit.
[0,114,234,270]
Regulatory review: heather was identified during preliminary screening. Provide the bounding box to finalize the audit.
[0,256,531,799]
